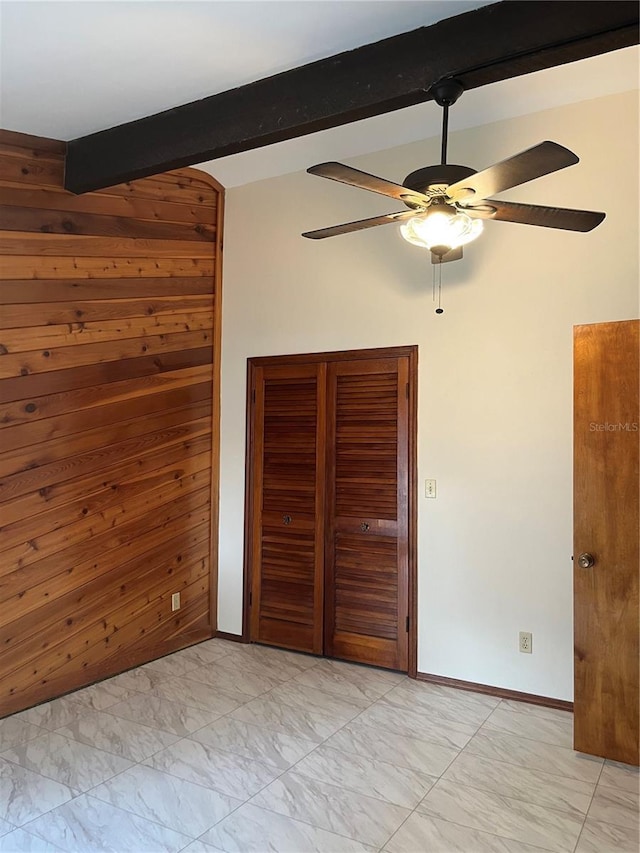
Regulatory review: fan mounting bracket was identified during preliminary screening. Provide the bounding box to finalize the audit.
[430,78,465,108]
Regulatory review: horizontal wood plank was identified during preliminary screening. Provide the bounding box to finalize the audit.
[0,346,212,404]
[0,409,210,504]
[0,204,215,242]
[0,152,64,188]
[0,184,215,225]
[1,466,211,575]
[0,130,66,156]
[0,381,212,452]
[99,175,218,206]
[0,232,214,258]
[0,277,213,304]
[0,364,211,428]
[0,295,213,329]
[0,328,212,379]
[0,404,209,491]
[0,449,211,554]
[0,256,214,280]
[0,312,212,355]
[0,432,211,529]
[1,517,210,631]
[0,400,211,480]
[1,489,210,605]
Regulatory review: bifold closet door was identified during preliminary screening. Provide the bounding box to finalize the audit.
[324,357,409,671]
[249,364,325,654]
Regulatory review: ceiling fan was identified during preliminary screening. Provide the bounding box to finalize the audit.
[302,79,606,265]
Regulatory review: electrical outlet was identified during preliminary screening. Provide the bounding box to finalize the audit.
[171,592,181,612]
[425,479,437,498]
[519,631,532,654]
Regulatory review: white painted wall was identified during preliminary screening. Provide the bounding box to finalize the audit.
[216,90,639,700]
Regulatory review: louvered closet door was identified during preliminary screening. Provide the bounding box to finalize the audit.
[325,357,409,671]
[250,364,325,653]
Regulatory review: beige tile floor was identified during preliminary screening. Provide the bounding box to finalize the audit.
[0,638,638,852]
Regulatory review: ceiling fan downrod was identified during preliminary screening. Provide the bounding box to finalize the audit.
[430,78,464,166]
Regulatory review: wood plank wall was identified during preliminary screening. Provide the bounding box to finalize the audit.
[0,129,223,717]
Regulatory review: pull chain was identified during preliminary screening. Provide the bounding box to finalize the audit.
[436,261,444,314]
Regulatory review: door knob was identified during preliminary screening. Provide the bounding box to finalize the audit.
[578,553,595,569]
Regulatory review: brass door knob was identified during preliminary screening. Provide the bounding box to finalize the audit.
[578,553,595,569]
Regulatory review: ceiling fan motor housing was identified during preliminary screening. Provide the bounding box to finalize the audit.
[402,164,476,206]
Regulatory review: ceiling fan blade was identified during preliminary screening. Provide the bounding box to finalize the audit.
[431,247,463,264]
[446,142,579,203]
[308,162,431,207]
[464,199,605,232]
[302,210,415,240]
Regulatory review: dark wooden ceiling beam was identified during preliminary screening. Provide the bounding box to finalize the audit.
[65,1,639,193]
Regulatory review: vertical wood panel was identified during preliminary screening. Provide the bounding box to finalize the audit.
[0,130,223,718]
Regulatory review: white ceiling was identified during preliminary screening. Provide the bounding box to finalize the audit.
[0,0,490,138]
[0,1,637,189]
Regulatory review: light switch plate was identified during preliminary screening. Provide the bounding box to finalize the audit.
[425,479,437,498]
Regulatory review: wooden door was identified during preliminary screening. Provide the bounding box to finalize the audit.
[249,363,325,653]
[574,319,639,765]
[324,357,410,671]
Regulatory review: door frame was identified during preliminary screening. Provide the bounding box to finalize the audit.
[241,344,419,676]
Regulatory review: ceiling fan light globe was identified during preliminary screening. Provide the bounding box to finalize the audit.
[399,221,428,248]
[456,217,484,246]
[399,208,483,252]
